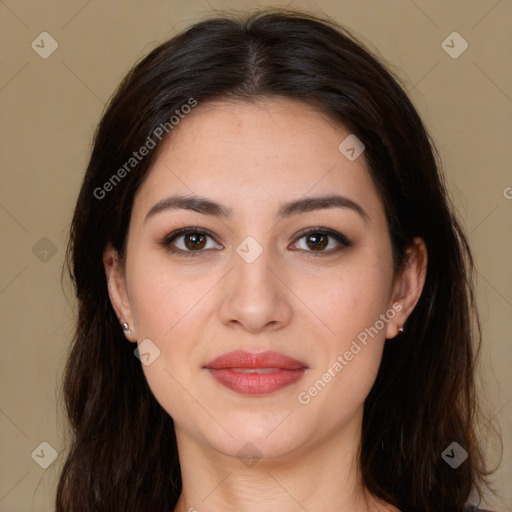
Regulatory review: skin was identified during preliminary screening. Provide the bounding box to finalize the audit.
[103,98,427,512]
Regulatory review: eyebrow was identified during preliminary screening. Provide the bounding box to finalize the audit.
[144,193,370,225]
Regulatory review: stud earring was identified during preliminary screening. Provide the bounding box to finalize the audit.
[122,322,131,335]
[398,325,404,334]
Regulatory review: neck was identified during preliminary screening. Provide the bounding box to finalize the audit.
[172,409,398,512]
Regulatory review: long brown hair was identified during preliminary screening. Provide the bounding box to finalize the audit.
[57,8,494,511]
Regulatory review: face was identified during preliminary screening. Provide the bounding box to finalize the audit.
[105,98,426,462]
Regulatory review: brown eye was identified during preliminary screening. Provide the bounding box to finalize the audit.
[291,228,352,258]
[304,233,329,251]
[183,232,207,250]
[161,227,222,257]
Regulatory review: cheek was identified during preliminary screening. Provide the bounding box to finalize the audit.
[129,268,207,427]
[296,273,390,423]
[306,255,393,406]
[300,255,393,345]
[127,256,200,339]
[139,361,200,436]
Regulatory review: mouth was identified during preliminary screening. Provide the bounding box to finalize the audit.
[204,350,308,395]
[229,368,283,373]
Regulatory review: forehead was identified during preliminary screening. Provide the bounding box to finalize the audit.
[132,98,385,227]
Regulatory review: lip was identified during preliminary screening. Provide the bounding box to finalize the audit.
[205,350,307,370]
[204,350,308,395]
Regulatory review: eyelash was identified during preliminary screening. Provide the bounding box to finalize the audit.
[160,226,352,259]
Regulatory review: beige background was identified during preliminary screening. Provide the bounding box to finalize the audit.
[0,0,510,510]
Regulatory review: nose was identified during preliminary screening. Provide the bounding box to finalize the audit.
[218,242,293,334]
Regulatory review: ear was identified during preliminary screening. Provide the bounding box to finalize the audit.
[103,242,137,342]
[386,236,428,339]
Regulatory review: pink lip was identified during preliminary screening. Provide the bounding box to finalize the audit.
[204,350,308,395]
[205,350,307,370]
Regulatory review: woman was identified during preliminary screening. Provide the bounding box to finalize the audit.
[57,8,496,512]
